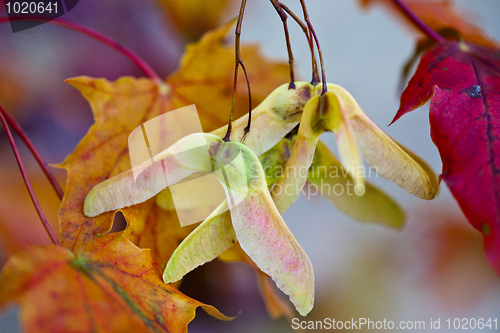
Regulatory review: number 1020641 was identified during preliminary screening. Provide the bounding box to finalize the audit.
[445,318,497,330]
[5,2,59,15]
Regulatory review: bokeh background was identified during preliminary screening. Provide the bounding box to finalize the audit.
[1,0,500,332]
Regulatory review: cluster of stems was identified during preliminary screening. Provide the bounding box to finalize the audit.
[0,0,444,244]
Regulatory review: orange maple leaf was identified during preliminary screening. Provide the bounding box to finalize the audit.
[0,233,230,333]
[357,0,499,47]
[56,21,289,254]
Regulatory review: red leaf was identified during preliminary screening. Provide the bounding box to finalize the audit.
[393,40,500,275]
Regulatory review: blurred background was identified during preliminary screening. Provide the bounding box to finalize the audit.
[0,0,499,332]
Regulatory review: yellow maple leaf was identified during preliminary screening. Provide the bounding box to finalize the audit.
[0,233,230,333]
[56,21,290,255]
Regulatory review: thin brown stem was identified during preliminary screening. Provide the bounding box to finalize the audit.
[270,0,295,89]
[0,107,63,200]
[0,107,60,245]
[392,0,445,43]
[223,0,249,142]
[308,29,320,85]
[279,3,307,32]
[279,2,319,85]
[300,0,327,94]
[240,61,252,141]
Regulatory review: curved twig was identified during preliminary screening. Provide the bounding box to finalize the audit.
[0,16,161,82]
[0,107,64,200]
[0,105,60,245]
